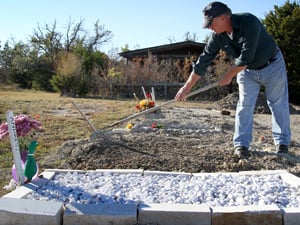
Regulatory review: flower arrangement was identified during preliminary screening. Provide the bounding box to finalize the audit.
[0,114,42,184]
[0,114,42,149]
[133,88,156,112]
[136,99,155,111]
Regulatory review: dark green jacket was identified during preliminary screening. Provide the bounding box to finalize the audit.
[193,13,277,76]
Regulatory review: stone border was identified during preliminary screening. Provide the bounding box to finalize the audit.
[0,169,299,225]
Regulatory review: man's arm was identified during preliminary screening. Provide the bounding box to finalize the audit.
[175,64,246,101]
[175,72,200,101]
[219,64,247,86]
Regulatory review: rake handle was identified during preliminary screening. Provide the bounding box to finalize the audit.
[72,101,97,132]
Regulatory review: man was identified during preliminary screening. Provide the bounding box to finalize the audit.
[175,1,291,157]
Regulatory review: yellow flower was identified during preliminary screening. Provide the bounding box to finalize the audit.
[139,99,148,107]
[127,123,133,129]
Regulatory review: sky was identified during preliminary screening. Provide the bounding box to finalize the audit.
[0,0,288,54]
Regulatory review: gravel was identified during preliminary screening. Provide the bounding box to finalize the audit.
[25,171,300,208]
[22,105,300,209]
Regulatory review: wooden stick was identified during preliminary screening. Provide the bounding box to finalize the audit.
[151,87,156,102]
[133,93,139,102]
[141,86,147,98]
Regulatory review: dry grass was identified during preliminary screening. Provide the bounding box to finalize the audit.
[0,85,204,197]
[0,85,138,196]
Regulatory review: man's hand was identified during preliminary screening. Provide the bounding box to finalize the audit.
[175,85,192,101]
[219,65,247,86]
[219,73,234,86]
[175,72,200,101]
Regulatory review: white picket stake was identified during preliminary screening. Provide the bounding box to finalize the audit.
[141,86,147,99]
[6,111,25,185]
[151,87,156,102]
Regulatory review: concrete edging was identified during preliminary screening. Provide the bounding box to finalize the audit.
[0,169,299,225]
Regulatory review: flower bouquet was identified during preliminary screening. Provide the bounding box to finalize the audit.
[0,114,42,183]
[134,87,156,112]
[0,114,41,139]
[136,99,156,111]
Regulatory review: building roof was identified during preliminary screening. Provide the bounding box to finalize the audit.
[119,40,205,60]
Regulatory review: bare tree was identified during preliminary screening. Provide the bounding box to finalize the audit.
[87,20,112,51]
[184,32,198,42]
[65,18,84,51]
[31,21,63,62]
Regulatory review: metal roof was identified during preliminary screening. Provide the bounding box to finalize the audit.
[119,40,205,60]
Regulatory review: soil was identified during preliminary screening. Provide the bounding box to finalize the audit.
[45,93,300,177]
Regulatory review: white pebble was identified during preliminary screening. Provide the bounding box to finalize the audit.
[24,172,300,209]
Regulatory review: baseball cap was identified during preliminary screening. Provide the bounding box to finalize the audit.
[202,2,231,28]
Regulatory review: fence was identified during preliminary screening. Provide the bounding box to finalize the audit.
[110,83,184,100]
[108,82,233,101]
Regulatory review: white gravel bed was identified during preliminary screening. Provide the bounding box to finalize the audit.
[25,171,300,209]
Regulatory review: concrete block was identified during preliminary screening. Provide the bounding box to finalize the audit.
[0,197,63,225]
[282,208,300,225]
[44,168,85,173]
[238,170,288,175]
[3,183,39,199]
[280,172,300,188]
[3,171,56,199]
[138,203,211,225]
[96,168,144,175]
[211,205,282,225]
[192,172,239,177]
[38,171,57,180]
[64,203,137,225]
[143,170,192,176]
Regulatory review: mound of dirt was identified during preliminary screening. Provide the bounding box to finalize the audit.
[47,97,300,177]
[215,92,298,114]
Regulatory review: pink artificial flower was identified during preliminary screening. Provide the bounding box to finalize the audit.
[0,114,42,139]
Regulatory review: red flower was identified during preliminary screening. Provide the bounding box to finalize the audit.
[148,100,155,107]
[151,122,164,129]
[146,93,152,99]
